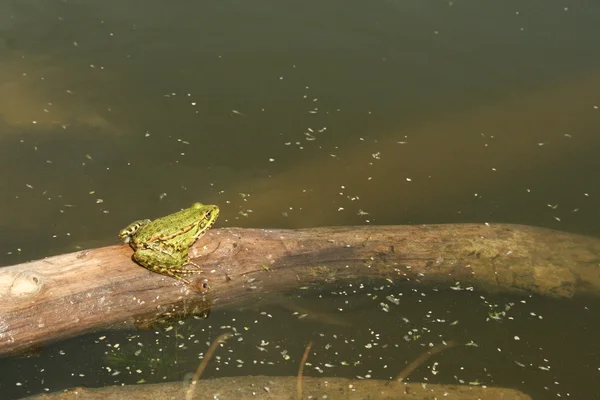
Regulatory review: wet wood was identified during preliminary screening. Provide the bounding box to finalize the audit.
[1,223,600,356]
[22,376,533,400]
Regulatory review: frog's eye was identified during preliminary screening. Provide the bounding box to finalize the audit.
[207,209,220,221]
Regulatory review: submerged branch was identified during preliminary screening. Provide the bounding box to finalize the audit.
[395,341,458,382]
[22,375,533,400]
[185,332,233,400]
[297,341,313,400]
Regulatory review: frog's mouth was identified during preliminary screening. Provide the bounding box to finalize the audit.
[118,231,133,243]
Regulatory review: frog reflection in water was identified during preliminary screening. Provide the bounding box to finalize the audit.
[118,202,219,283]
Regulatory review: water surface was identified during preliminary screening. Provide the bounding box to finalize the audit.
[1,0,599,398]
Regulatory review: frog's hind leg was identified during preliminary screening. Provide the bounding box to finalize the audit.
[145,241,178,256]
[132,249,198,284]
[143,245,202,272]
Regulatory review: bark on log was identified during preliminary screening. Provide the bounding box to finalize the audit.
[22,376,533,400]
[1,223,599,356]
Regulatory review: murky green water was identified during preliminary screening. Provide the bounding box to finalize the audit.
[1,0,599,398]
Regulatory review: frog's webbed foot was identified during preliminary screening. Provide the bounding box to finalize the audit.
[147,265,199,284]
[159,260,202,283]
[185,259,201,269]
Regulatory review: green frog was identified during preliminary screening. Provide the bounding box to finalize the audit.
[118,202,219,282]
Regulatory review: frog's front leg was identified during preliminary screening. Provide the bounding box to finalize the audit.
[132,248,199,283]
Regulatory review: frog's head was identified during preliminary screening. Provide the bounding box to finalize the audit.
[118,219,151,243]
[198,204,219,231]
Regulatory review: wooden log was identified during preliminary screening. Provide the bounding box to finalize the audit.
[1,223,599,356]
